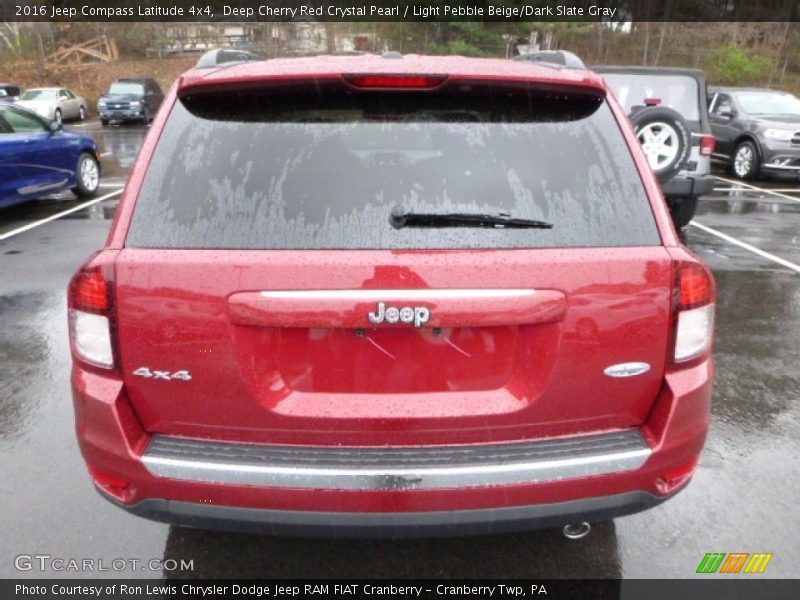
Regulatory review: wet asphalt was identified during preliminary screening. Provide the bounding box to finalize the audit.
[0,121,798,580]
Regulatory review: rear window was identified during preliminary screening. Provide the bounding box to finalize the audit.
[126,87,659,250]
[602,73,700,121]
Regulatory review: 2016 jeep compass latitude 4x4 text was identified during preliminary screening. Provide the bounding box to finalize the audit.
[68,54,715,537]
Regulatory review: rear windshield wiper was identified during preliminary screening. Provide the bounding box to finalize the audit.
[390,207,553,230]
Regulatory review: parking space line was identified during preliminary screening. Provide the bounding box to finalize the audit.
[690,220,800,274]
[0,189,123,242]
[710,187,800,193]
[713,176,800,203]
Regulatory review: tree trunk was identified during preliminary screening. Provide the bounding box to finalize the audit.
[324,23,336,54]
[654,22,669,66]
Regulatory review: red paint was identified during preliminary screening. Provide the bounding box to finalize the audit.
[70,55,714,526]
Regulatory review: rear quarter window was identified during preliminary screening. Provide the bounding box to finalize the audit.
[126,86,659,250]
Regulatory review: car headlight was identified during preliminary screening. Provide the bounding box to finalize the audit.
[130,100,142,108]
[98,101,106,109]
[763,128,795,141]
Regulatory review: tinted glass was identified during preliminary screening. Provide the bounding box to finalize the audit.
[127,90,658,250]
[711,93,733,115]
[109,82,144,96]
[602,74,700,121]
[0,106,47,133]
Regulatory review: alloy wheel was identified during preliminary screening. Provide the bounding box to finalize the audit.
[734,145,753,178]
[637,122,680,171]
[80,158,99,192]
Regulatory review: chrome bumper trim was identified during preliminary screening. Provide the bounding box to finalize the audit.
[142,430,651,491]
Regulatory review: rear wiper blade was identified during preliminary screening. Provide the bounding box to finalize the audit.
[389,206,553,230]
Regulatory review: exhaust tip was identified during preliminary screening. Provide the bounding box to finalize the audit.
[563,522,591,540]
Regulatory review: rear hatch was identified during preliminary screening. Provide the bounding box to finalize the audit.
[115,79,673,446]
[596,68,712,177]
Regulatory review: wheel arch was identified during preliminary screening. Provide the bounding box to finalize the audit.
[733,134,764,161]
[78,145,103,176]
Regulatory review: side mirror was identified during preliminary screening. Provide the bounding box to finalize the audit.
[719,110,736,119]
[49,120,62,132]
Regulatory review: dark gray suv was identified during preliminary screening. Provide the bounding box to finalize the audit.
[709,87,800,180]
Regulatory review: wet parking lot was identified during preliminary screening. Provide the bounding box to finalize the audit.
[0,121,798,579]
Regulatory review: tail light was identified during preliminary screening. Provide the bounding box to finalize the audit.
[68,254,117,369]
[644,97,662,106]
[699,135,716,156]
[672,262,715,363]
[343,74,447,89]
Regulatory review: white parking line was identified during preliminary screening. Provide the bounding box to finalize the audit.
[98,152,112,157]
[690,220,800,274]
[0,189,123,242]
[713,176,800,204]
[98,182,125,188]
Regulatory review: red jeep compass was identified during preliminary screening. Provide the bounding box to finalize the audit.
[68,53,715,537]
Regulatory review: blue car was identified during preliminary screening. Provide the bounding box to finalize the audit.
[0,103,101,209]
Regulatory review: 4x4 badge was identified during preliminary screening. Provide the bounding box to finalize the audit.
[368,302,430,328]
[133,367,192,381]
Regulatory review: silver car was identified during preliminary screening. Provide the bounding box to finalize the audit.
[16,87,88,124]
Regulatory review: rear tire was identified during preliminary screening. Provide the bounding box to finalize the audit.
[100,119,109,127]
[79,105,86,121]
[668,196,698,230]
[731,140,760,180]
[54,109,62,125]
[71,152,100,198]
[629,106,691,183]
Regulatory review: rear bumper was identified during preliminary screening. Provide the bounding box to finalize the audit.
[72,358,712,536]
[141,429,651,491]
[661,174,715,199]
[108,490,671,538]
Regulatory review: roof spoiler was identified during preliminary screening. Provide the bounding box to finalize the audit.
[196,48,263,70]
[512,50,586,69]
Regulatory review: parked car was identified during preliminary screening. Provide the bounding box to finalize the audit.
[97,78,164,126]
[16,87,88,124]
[0,83,22,103]
[591,66,716,229]
[708,86,800,180]
[68,54,715,538]
[0,104,100,209]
